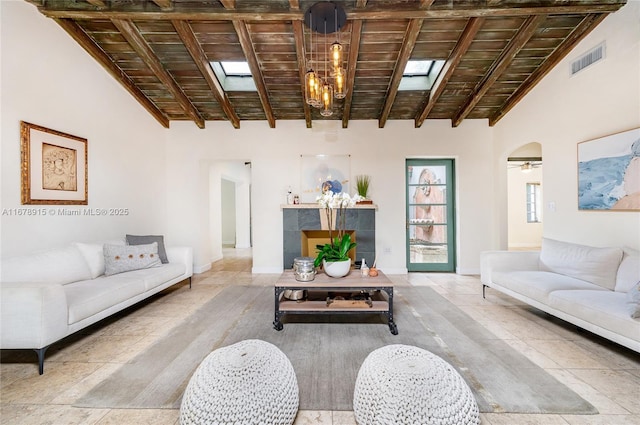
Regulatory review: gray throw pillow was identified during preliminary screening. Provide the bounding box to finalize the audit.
[104,242,161,276]
[126,234,168,264]
[626,282,640,318]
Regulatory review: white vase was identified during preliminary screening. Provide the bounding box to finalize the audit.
[322,259,351,278]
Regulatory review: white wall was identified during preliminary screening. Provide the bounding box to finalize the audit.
[0,1,169,257]
[166,119,494,274]
[221,179,236,246]
[494,1,640,250]
[3,1,637,275]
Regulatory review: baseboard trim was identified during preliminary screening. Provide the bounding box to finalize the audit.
[193,262,212,274]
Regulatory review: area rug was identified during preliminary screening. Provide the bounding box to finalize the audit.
[75,284,597,414]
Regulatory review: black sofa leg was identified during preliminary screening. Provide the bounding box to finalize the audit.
[34,346,49,375]
[188,276,192,289]
[482,284,487,299]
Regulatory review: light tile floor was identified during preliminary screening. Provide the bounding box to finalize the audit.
[1,248,639,425]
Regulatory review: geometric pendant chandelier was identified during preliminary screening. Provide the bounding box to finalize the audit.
[303,1,347,117]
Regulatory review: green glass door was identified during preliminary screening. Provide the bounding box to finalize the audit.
[406,159,456,272]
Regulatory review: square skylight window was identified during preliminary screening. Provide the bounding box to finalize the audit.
[399,59,445,91]
[210,61,257,91]
[403,60,436,76]
[220,61,252,77]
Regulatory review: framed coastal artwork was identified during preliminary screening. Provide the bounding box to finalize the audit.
[577,127,640,211]
[300,154,350,203]
[21,121,88,205]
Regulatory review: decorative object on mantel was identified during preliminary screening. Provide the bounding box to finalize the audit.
[355,174,373,204]
[313,191,359,277]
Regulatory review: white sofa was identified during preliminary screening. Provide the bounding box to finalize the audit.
[480,238,640,353]
[0,241,193,374]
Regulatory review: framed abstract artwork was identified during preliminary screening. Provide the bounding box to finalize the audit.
[300,154,350,203]
[21,121,88,205]
[578,127,639,211]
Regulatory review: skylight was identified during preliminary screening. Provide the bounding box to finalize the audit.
[220,61,252,77]
[399,59,445,91]
[404,60,436,76]
[210,61,257,92]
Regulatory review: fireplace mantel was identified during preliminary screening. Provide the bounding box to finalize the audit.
[282,205,376,269]
[281,203,377,210]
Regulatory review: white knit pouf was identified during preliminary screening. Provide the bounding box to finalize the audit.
[353,344,480,425]
[180,339,299,425]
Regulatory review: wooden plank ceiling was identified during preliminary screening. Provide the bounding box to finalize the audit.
[27,0,626,129]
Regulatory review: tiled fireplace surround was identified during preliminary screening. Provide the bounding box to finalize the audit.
[282,205,376,269]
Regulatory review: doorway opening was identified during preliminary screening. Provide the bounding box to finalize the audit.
[406,159,456,272]
[507,142,543,250]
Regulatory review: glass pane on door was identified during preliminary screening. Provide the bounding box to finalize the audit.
[406,160,455,271]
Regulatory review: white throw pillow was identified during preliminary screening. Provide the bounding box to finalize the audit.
[73,242,105,279]
[539,238,623,290]
[615,248,640,293]
[626,282,640,318]
[103,242,161,276]
[0,245,92,284]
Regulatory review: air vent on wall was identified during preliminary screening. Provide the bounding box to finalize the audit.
[571,42,605,76]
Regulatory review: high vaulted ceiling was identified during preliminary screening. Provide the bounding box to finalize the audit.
[27,0,626,129]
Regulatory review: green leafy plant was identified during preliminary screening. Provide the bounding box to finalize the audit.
[314,191,358,268]
[314,233,357,267]
[355,174,371,199]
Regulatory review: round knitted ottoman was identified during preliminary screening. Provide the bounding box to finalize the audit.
[353,344,479,425]
[179,339,299,425]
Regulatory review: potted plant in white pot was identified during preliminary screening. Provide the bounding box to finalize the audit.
[314,191,359,277]
[355,175,373,204]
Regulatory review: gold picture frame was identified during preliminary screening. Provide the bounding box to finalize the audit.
[20,121,88,205]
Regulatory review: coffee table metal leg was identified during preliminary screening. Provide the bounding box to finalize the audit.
[274,287,285,331]
[383,286,398,335]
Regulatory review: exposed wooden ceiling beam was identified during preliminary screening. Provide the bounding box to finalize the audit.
[150,0,172,11]
[37,3,625,21]
[378,18,423,128]
[452,14,546,127]
[54,18,169,128]
[219,0,236,9]
[415,17,485,128]
[289,0,312,127]
[490,13,607,126]
[292,20,312,128]
[172,20,240,129]
[233,20,276,128]
[85,0,107,9]
[420,0,436,8]
[342,0,367,129]
[112,19,205,128]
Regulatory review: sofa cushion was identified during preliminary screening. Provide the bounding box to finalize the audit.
[126,234,168,264]
[492,270,606,303]
[65,276,146,324]
[73,242,105,279]
[539,238,623,290]
[119,263,186,291]
[1,245,92,285]
[104,243,161,276]
[615,248,640,293]
[626,283,640,318]
[548,290,640,342]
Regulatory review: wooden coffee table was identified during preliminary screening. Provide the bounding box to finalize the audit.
[273,269,398,335]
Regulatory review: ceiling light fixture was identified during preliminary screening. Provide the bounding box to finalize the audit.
[520,162,533,173]
[304,1,347,117]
